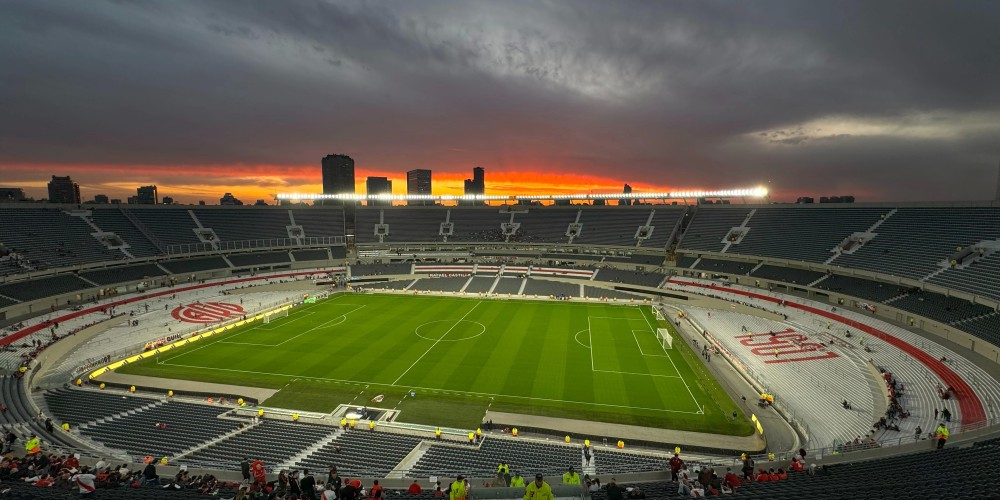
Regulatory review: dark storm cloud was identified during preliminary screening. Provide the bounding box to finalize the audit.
[1,0,998,201]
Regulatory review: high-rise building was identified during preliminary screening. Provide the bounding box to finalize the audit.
[407,169,432,205]
[47,175,81,204]
[110,198,123,204]
[162,196,175,205]
[366,176,393,206]
[220,193,243,205]
[462,166,486,205]
[619,184,633,206]
[93,194,109,204]
[136,185,158,205]
[321,154,356,202]
[0,188,26,202]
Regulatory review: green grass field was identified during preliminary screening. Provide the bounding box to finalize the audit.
[119,293,752,435]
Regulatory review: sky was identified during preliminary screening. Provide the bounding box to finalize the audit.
[2,0,999,204]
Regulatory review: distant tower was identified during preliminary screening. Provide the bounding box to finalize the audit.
[366,176,393,206]
[407,169,432,205]
[619,184,633,206]
[321,154,356,205]
[462,166,486,205]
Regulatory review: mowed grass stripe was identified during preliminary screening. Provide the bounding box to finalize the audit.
[119,294,751,434]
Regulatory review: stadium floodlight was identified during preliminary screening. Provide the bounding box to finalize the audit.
[275,185,768,203]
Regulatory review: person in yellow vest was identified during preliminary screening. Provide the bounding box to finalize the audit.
[349,419,355,429]
[25,435,40,455]
[341,418,348,430]
[564,435,571,443]
[369,421,375,431]
[75,379,82,387]
[497,463,509,475]
[167,390,173,397]
[160,457,168,465]
[292,413,299,422]
[449,475,467,500]
[468,432,475,444]
[99,383,105,390]
[476,428,482,440]
[617,440,624,449]
[258,408,265,418]
[511,427,518,437]
[584,439,590,447]
[524,474,553,500]
[768,452,775,461]
[435,428,442,439]
[509,471,524,488]
[61,422,69,432]
[18,366,27,377]
[936,423,950,449]
[130,386,136,393]
[562,466,580,485]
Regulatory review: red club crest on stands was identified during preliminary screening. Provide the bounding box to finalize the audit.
[171,302,245,323]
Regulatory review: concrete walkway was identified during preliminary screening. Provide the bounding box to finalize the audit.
[484,410,764,453]
[97,372,278,402]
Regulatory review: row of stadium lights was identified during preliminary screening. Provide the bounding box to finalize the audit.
[276,186,769,201]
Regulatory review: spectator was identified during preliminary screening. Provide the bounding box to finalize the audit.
[627,486,646,499]
[370,479,383,499]
[562,466,580,485]
[241,457,251,482]
[606,478,623,500]
[450,475,467,500]
[142,461,158,486]
[524,474,554,500]
[73,466,96,498]
[322,483,337,500]
[407,480,423,495]
[300,469,317,500]
[723,467,740,489]
[669,453,684,482]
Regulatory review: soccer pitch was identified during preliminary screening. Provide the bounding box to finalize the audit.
[119,294,751,435]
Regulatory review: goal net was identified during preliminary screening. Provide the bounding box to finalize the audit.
[653,306,665,321]
[263,308,289,324]
[657,328,674,350]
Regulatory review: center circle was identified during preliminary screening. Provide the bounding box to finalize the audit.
[414,320,486,342]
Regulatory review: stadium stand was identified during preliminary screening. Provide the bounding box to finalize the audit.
[295,429,424,476]
[889,290,995,324]
[448,208,510,242]
[593,268,665,287]
[290,248,331,261]
[0,207,121,269]
[811,274,907,303]
[90,209,163,257]
[410,277,470,292]
[289,208,346,239]
[492,277,525,294]
[692,258,755,276]
[464,276,498,293]
[184,421,338,471]
[583,286,646,300]
[677,207,753,252]
[513,207,578,243]
[674,255,698,269]
[833,207,1000,281]
[574,207,653,246]
[929,251,1000,301]
[0,274,93,302]
[125,208,201,247]
[729,207,886,262]
[522,279,579,297]
[191,209,292,245]
[79,263,168,285]
[226,251,291,268]
[638,206,686,249]
[158,256,230,274]
[749,265,826,285]
[356,207,444,243]
[350,263,412,276]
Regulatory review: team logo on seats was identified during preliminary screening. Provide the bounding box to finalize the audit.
[171,302,245,323]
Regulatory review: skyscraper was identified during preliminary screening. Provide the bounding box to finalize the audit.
[407,169,432,205]
[619,183,633,206]
[366,176,393,206]
[463,166,485,205]
[321,154,356,203]
[136,185,158,205]
[47,175,81,204]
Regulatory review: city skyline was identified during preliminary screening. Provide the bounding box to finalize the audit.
[2,1,999,204]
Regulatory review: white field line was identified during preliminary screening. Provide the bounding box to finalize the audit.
[641,306,701,411]
[391,301,483,385]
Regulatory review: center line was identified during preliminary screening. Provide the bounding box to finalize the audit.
[391,301,482,385]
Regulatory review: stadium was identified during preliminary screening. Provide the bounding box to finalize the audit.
[3,193,1000,499]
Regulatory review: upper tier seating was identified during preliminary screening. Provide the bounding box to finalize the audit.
[448,208,511,242]
[677,207,753,252]
[832,207,1000,281]
[513,207,578,243]
[192,209,292,245]
[291,248,332,261]
[125,208,201,247]
[889,290,995,324]
[729,207,886,262]
[928,251,1000,301]
[356,207,444,243]
[0,208,120,269]
[90,209,162,257]
[290,208,346,239]
[639,206,686,249]
[574,207,654,246]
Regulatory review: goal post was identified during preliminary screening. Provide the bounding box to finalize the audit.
[263,308,289,324]
[653,305,665,321]
[657,328,674,350]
